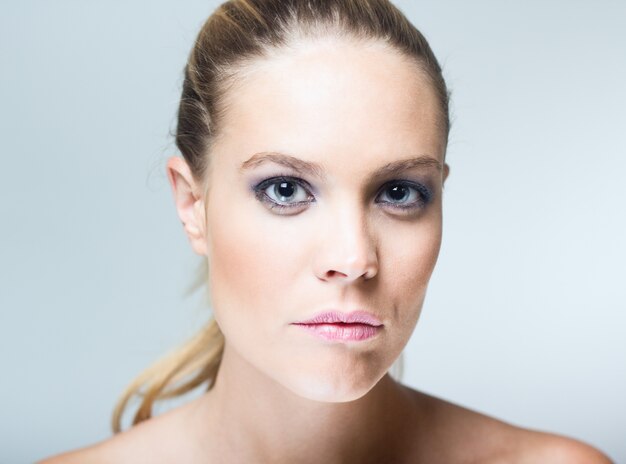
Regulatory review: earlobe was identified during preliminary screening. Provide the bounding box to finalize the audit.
[166,156,208,256]
[443,163,450,186]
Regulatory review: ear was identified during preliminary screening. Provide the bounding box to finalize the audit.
[442,162,450,186]
[166,156,208,256]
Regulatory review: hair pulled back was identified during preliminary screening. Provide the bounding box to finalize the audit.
[113,0,450,433]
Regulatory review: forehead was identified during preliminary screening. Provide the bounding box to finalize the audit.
[212,38,444,173]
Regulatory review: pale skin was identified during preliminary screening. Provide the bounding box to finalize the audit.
[40,38,612,463]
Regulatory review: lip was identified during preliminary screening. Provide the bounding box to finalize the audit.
[294,310,383,326]
[291,310,383,342]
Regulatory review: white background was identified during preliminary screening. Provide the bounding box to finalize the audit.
[1,1,624,462]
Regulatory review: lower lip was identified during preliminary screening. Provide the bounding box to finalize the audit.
[293,323,381,342]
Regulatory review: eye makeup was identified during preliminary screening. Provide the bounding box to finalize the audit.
[375,180,432,211]
[250,172,434,216]
[253,175,315,214]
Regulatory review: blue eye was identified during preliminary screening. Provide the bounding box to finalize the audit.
[376,182,431,210]
[253,176,315,214]
[253,176,431,215]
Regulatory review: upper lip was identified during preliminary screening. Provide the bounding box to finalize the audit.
[294,310,383,327]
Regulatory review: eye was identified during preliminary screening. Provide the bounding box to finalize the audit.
[376,181,431,210]
[253,176,315,213]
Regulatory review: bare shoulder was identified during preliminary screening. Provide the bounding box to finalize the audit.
[35,427,153,464]
[36,439,121,464]
[36,403,194,464]
[509,430,614,464]
[407,388,613,463]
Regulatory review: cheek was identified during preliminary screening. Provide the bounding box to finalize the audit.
[381,216,442,325]
[204,196,310,335]
[397,222,441,288]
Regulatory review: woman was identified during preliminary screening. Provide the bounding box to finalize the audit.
[41,0,612,462]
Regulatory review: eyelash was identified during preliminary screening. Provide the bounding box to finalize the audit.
[253,175,432,214]
[253,176,314,213]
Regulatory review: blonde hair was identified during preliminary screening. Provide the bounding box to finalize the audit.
[112,0,448,433]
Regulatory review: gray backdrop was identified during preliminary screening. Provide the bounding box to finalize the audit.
[1,1,624,462]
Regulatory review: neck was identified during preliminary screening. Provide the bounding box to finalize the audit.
[189,343,419,464]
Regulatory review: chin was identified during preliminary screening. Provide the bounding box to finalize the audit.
[278,362,389,403]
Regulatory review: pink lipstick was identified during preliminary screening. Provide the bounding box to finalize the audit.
[292,311,383,342]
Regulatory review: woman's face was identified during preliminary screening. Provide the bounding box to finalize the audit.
[202,38,447,401]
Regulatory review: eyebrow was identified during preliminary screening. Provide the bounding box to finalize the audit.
[241,152,327,180]
[240,151,442,181]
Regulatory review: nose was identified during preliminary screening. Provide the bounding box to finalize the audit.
[313,204,379,284]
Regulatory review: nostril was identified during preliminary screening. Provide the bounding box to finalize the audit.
[327,270,346,278]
